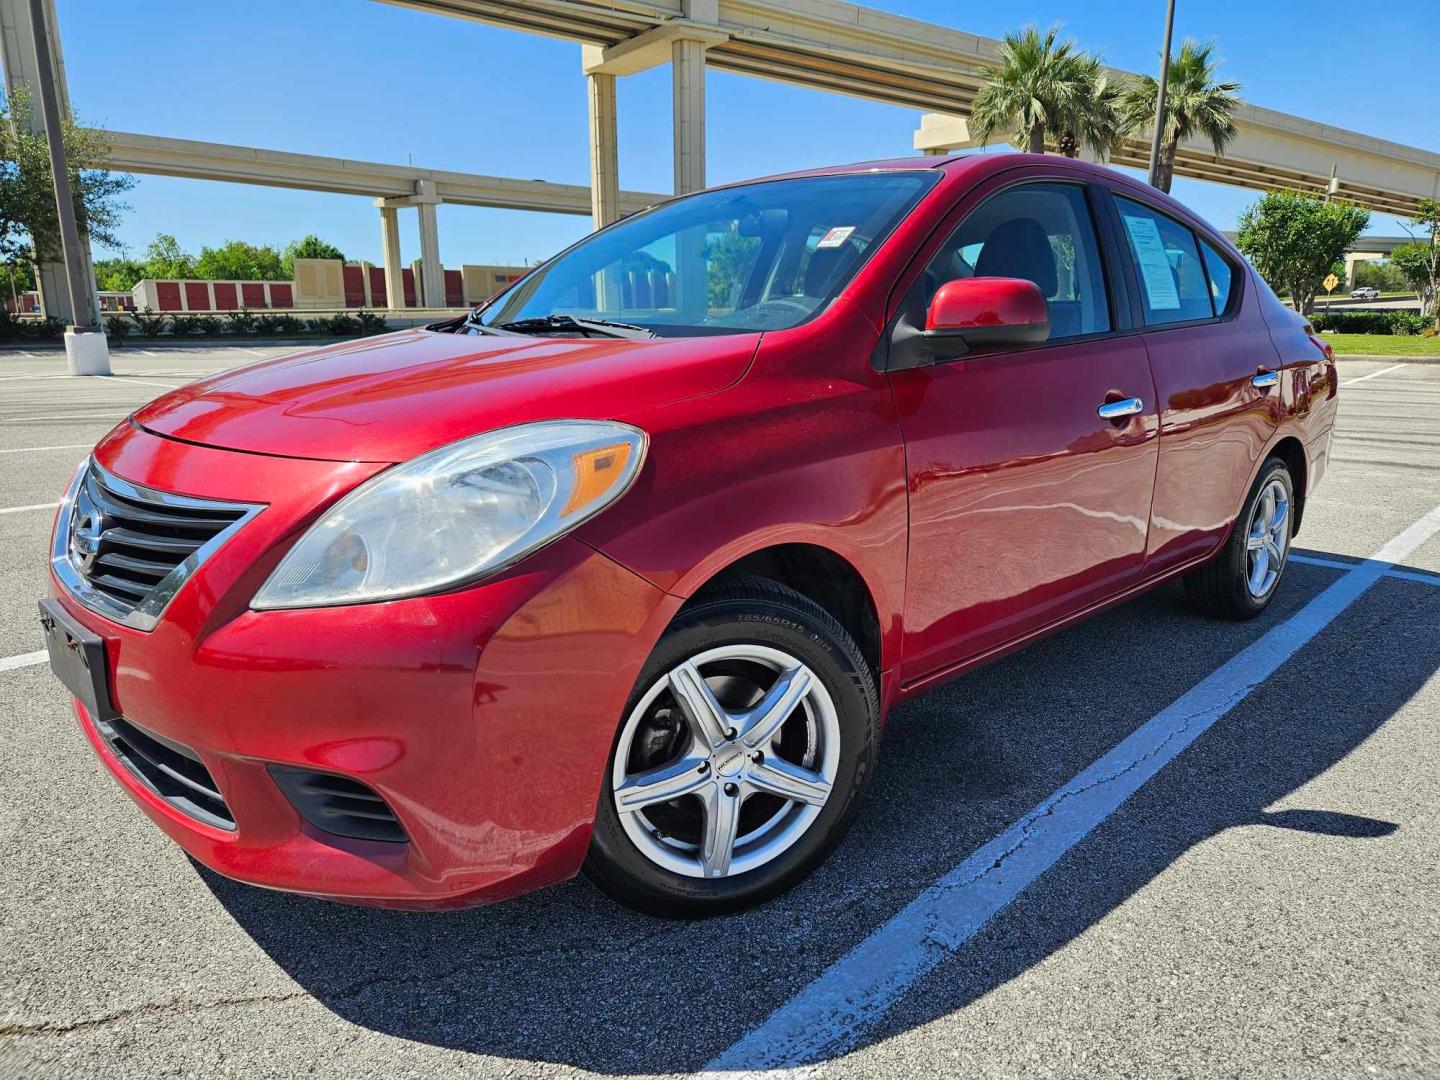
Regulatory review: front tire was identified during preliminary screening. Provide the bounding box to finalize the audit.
[585,578,877,918]
[1184,456,1294,620]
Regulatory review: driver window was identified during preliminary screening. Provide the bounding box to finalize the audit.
[923,183,1111,341]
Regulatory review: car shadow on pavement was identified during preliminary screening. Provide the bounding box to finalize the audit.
[198,560,1437,1075]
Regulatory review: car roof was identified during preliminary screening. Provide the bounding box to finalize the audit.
[734,152,1112,187]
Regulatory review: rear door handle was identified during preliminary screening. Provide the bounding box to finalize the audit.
[1252,370,1279,388]
[1097,397,1144,420]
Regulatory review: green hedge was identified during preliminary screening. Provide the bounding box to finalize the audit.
[0,309,64,340]
[100,309,391,340]
[1309,310,1430,336]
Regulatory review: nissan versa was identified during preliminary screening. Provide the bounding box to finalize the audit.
[42,154,1338,917]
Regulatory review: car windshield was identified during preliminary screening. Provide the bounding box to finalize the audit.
[474,172,937,337]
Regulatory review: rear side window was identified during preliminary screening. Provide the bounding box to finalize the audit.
[1115,196,1214,325]
[1199,238,1236,314]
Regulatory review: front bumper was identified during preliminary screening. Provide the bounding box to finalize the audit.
[49,424,680,908]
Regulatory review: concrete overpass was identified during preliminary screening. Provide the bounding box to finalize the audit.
[386,0,1440,220]
[102,131,665,215]
[99,130,667,312]
[1339,235,1413,289]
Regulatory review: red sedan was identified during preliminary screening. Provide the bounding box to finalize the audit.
[42,154,1337,916]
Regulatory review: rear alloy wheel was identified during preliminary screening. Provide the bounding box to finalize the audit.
[1243,476,1291,599]
[586,579,876,916]
[1184,457,1295,619]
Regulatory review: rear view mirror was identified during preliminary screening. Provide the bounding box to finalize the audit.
[739,209,788,237]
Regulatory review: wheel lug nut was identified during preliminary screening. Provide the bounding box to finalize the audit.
[724,782,738,796]
[752,750,764,764]
[697,761,709,773]
[724,727,737,740]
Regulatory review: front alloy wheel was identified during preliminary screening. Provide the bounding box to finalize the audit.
[612,644,840,880]
[586,578,877,916]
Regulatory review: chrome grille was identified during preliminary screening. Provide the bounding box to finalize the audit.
[52,461,263,631]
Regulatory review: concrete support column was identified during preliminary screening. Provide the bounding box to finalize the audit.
[0,0,99,326]
[416,200,443,308]
[585,61,621,230]
[671,37,706,195]
[376,202,404,310]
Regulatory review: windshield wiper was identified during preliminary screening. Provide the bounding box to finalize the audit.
[494,314,655,340]
[457,312,527,336]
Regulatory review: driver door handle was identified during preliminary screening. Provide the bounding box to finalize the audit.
[1097,397,1144,420]
[1252,369,1279,389]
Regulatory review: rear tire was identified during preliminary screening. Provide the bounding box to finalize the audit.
[585,577,877,918]
[1184,456,1294,620]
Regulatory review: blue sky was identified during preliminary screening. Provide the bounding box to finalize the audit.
[59,0,1438,270]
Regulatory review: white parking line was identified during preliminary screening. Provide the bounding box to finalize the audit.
[0,650,47,673]
[0,501,58,516]
[99,375,185,390]
[1291,552,1440,587]
[706,503,1440,1076]
[0,443,91,455]
[1340,362,1408,387]
[0,413,125,424]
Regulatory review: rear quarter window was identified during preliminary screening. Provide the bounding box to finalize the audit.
[1199,238,1237,315]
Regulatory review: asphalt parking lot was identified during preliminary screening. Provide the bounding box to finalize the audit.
[1,344,1437,1079]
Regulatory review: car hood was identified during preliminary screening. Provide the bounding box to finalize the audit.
[134,328,757,463]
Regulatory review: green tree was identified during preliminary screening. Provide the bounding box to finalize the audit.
[141,233,195,279]
[0,88,134,269]
[1390,198,1439,324]
[194,239,285,281]
[1,258,34,310]
[970,26,1115,157]
[94,255,144,291]
[1120,40,1241,193]
[282,234,346,278]
[701,231,757,310]
[1236,190,1370,314]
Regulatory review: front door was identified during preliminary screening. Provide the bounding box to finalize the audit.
[889,179,1159,685]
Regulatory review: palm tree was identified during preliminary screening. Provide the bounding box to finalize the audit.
[1121,40,1241,193]
[970,26,1120,161]
[1057,55,1122,160]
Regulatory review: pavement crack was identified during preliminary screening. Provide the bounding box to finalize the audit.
[928,691,1251,909]
[1,990,312,1038]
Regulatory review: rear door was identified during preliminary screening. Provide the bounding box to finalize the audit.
[887,174,1160,685]
[1102,191,1283,571]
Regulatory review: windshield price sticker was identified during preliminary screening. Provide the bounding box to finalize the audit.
[816,226,856,249]
[1122,214,1181,310]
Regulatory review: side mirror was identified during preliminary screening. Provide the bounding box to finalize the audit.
[923,277,1050,356]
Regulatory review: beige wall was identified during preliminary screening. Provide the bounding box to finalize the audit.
[292,258,346,309]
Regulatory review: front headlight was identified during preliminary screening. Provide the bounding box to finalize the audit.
[252,420,647,609]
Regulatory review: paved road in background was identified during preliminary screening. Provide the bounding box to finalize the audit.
[2,345,1437,1078]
